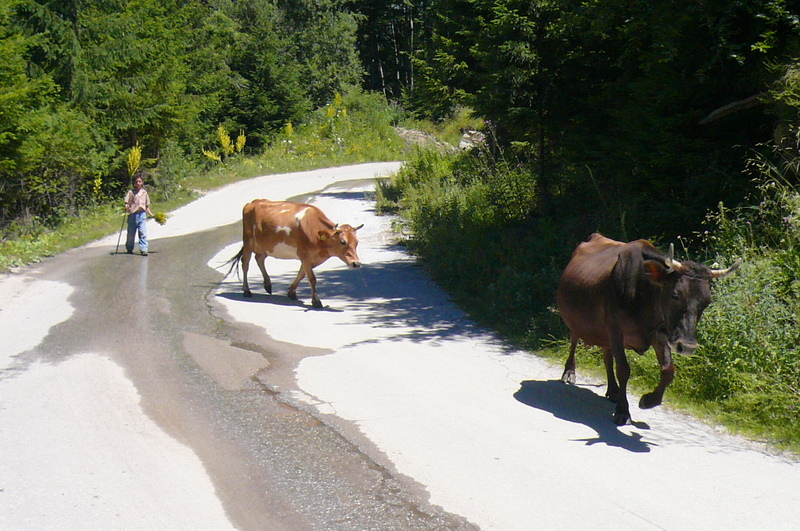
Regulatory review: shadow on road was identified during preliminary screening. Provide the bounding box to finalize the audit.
[514,380,654,453]
[216,291,344,312]
[217,249,483,345]
[312,254,483,345]
[314,189,375,205]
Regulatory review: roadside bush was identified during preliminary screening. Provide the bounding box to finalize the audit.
[380,146,570,346]
[376,146,454,214]
[258,88,407,172]
[669,154,800,447]
[683,254,799,426]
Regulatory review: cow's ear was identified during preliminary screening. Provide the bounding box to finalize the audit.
[643,260,670,286]
[318,230,330,241]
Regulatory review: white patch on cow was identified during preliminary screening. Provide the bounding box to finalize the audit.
[274,226,292,236]
[269,242,299,260]
[295,207,309,225]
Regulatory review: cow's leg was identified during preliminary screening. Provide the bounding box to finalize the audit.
[287,268,305,301]
[241,247,253,297]
[287,264,322,308]
[254,253,272,294]
[561,336,579,384]
[306,268,322,309]
[639,342,674,409]
[603,348,620,402]
[610,333,631,425]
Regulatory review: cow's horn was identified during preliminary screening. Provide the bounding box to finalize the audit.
[711,257,742,278]
[354,223,364,231]
[665,243,683,271]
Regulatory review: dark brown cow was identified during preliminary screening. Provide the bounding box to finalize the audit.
[226,199,363,308]
[557,233,740,425]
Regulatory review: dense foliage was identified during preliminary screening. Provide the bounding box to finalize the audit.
[1,0,362,232]
[406,0,800,238]
[6,0,797,239]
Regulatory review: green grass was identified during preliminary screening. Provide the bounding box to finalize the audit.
[0,204,125,270]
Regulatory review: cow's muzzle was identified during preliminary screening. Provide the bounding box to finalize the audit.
[350,261,362,269]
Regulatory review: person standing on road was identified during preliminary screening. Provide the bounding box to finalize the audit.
[124,174,154,255]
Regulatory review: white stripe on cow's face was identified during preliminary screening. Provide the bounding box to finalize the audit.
[270,242,299,259]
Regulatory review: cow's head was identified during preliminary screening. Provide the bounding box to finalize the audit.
[320,223,363,268]
[645,244,740,355]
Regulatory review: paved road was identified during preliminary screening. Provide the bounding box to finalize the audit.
[2,162,800,530]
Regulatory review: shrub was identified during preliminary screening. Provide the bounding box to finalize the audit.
[381,146,571,347]
[674,161,800,446]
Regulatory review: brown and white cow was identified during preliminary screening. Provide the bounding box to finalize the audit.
[557,233,740,425]
[226,199,363,308]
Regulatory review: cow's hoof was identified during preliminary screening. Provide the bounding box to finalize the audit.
[561,370,575,385]
[287,291,297,300]
[312,299,323,309]
[613,410,630,426]
[264,285,272,295]
[639,392,661,409]
[244,290,253,298]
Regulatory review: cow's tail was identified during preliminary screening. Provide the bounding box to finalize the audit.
[220,246,244,280]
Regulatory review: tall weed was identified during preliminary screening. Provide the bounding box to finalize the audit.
[259,89,407,171]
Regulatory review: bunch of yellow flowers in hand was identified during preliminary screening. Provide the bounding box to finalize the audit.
[152,211,168,225]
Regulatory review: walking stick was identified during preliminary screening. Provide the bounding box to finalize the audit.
[115,213,127,254]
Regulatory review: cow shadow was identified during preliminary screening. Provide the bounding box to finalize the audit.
[514,380,655,453]
[216,291,344,312]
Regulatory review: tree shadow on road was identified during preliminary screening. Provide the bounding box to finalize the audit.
[313,189,374,205]
[216,247,483,344]
[290,179,376,210]
[514,380,655,453]
[308,253,485,345]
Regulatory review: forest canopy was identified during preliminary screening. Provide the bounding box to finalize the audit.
[0,0,363,229]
